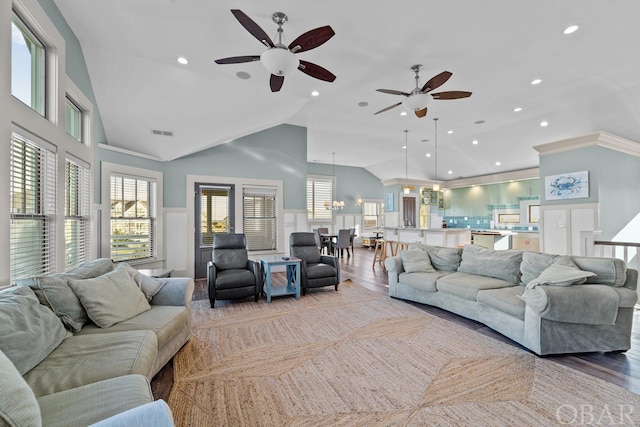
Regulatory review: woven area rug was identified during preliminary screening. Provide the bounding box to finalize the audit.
[168,280,640,426]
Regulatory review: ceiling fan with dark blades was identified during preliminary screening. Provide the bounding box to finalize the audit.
[215,10,337,92]
[375,65,471,118]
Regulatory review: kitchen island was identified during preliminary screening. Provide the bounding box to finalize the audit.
[383,227,470,248]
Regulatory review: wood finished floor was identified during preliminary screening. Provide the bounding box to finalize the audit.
[151,247,640,402]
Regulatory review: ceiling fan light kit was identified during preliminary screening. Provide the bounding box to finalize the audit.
[260,48,299,76]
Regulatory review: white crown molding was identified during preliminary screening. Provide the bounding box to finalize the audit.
[533,131,640,157]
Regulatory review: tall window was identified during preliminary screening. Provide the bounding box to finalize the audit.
[65,97,82,141]
[10,132,56,283]
[11,10,46,116]
[363,201,384,228]
[65,158,90,269]
[306,176,333,221]
[110,174,156,262]
[243,187,277,251]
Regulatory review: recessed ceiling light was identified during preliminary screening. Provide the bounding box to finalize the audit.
[236,71,251,80]
[400,111,407,116]
[311,90,319,97]
[358,101,369,107]
[472,140,478,145]
[447,170,453,175]
[426,153,431,157]
[495,161,501,166]
[177,57,189,65]
[513,107,522,112]
[563,24,579,35]
[540,121,549,127]
[402,145,407,149]
[447,130,453,134]
[531,78,542,85]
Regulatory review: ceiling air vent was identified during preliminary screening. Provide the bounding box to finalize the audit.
[151,129,174,137]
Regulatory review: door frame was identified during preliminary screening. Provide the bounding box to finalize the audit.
[193,182,235,279]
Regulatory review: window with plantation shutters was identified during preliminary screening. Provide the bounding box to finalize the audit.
[65,157,90,270]
[9,132,56,283]
[110,174,156,261]
[306,176,333,221]
[243,186,277,251]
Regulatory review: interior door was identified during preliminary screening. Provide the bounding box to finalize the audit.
[194,183,235,278]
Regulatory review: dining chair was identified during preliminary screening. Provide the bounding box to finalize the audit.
[313,228,330,254]
[348,227,356,253]
[332,229,352,258]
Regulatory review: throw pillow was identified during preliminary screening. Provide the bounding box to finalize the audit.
[400,250,436,273]
[16,274,88,332]
[68,268,151,328]
[519,251,558,285]
[0,349,42,427]
[0,287,70,375]
[458,244,523,283]
[67,258,115,279]
[115,263,166,301]
[526,263,596,289]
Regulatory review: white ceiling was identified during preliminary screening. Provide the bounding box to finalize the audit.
[54,0,640,183]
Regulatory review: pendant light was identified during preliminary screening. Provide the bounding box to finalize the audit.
[402,130,411,194]
[432,118,441,192]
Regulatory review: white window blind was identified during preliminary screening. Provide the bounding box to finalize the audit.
[110,174,156,261]
[65,157,90,269]
[10,132,56,283]
[306,176,333,221]
[243,186,277,251]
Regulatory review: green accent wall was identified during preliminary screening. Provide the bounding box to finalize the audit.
[539,145,640,240]
[164,125,308,208]
[307,162,383,214]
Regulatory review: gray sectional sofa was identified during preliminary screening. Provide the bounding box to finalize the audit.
[385,244,638,355]
[0,258,194,427]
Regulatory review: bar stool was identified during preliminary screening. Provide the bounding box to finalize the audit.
[394,242,409,255]
[372,239,386,269]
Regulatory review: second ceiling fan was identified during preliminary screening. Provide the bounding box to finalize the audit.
[215,10,336,92]
[375,65,472,118]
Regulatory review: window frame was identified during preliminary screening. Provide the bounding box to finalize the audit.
[362,199,384,229]
[11,8,46,116]
[243,186,277,251]
[306,175,334,223]
[101,162,164,264]
[64,156,90,270]
[9,130,57,283]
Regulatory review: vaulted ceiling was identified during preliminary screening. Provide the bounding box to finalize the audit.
[54,0,640,182]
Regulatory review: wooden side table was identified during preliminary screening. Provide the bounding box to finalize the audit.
[260,255,301,303]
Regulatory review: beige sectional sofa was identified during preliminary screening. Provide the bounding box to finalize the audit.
[0,258,194,427]
[385,244,638,355]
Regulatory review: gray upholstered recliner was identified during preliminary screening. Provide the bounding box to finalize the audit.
[207,233,262,308]
[289,232,340,294]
